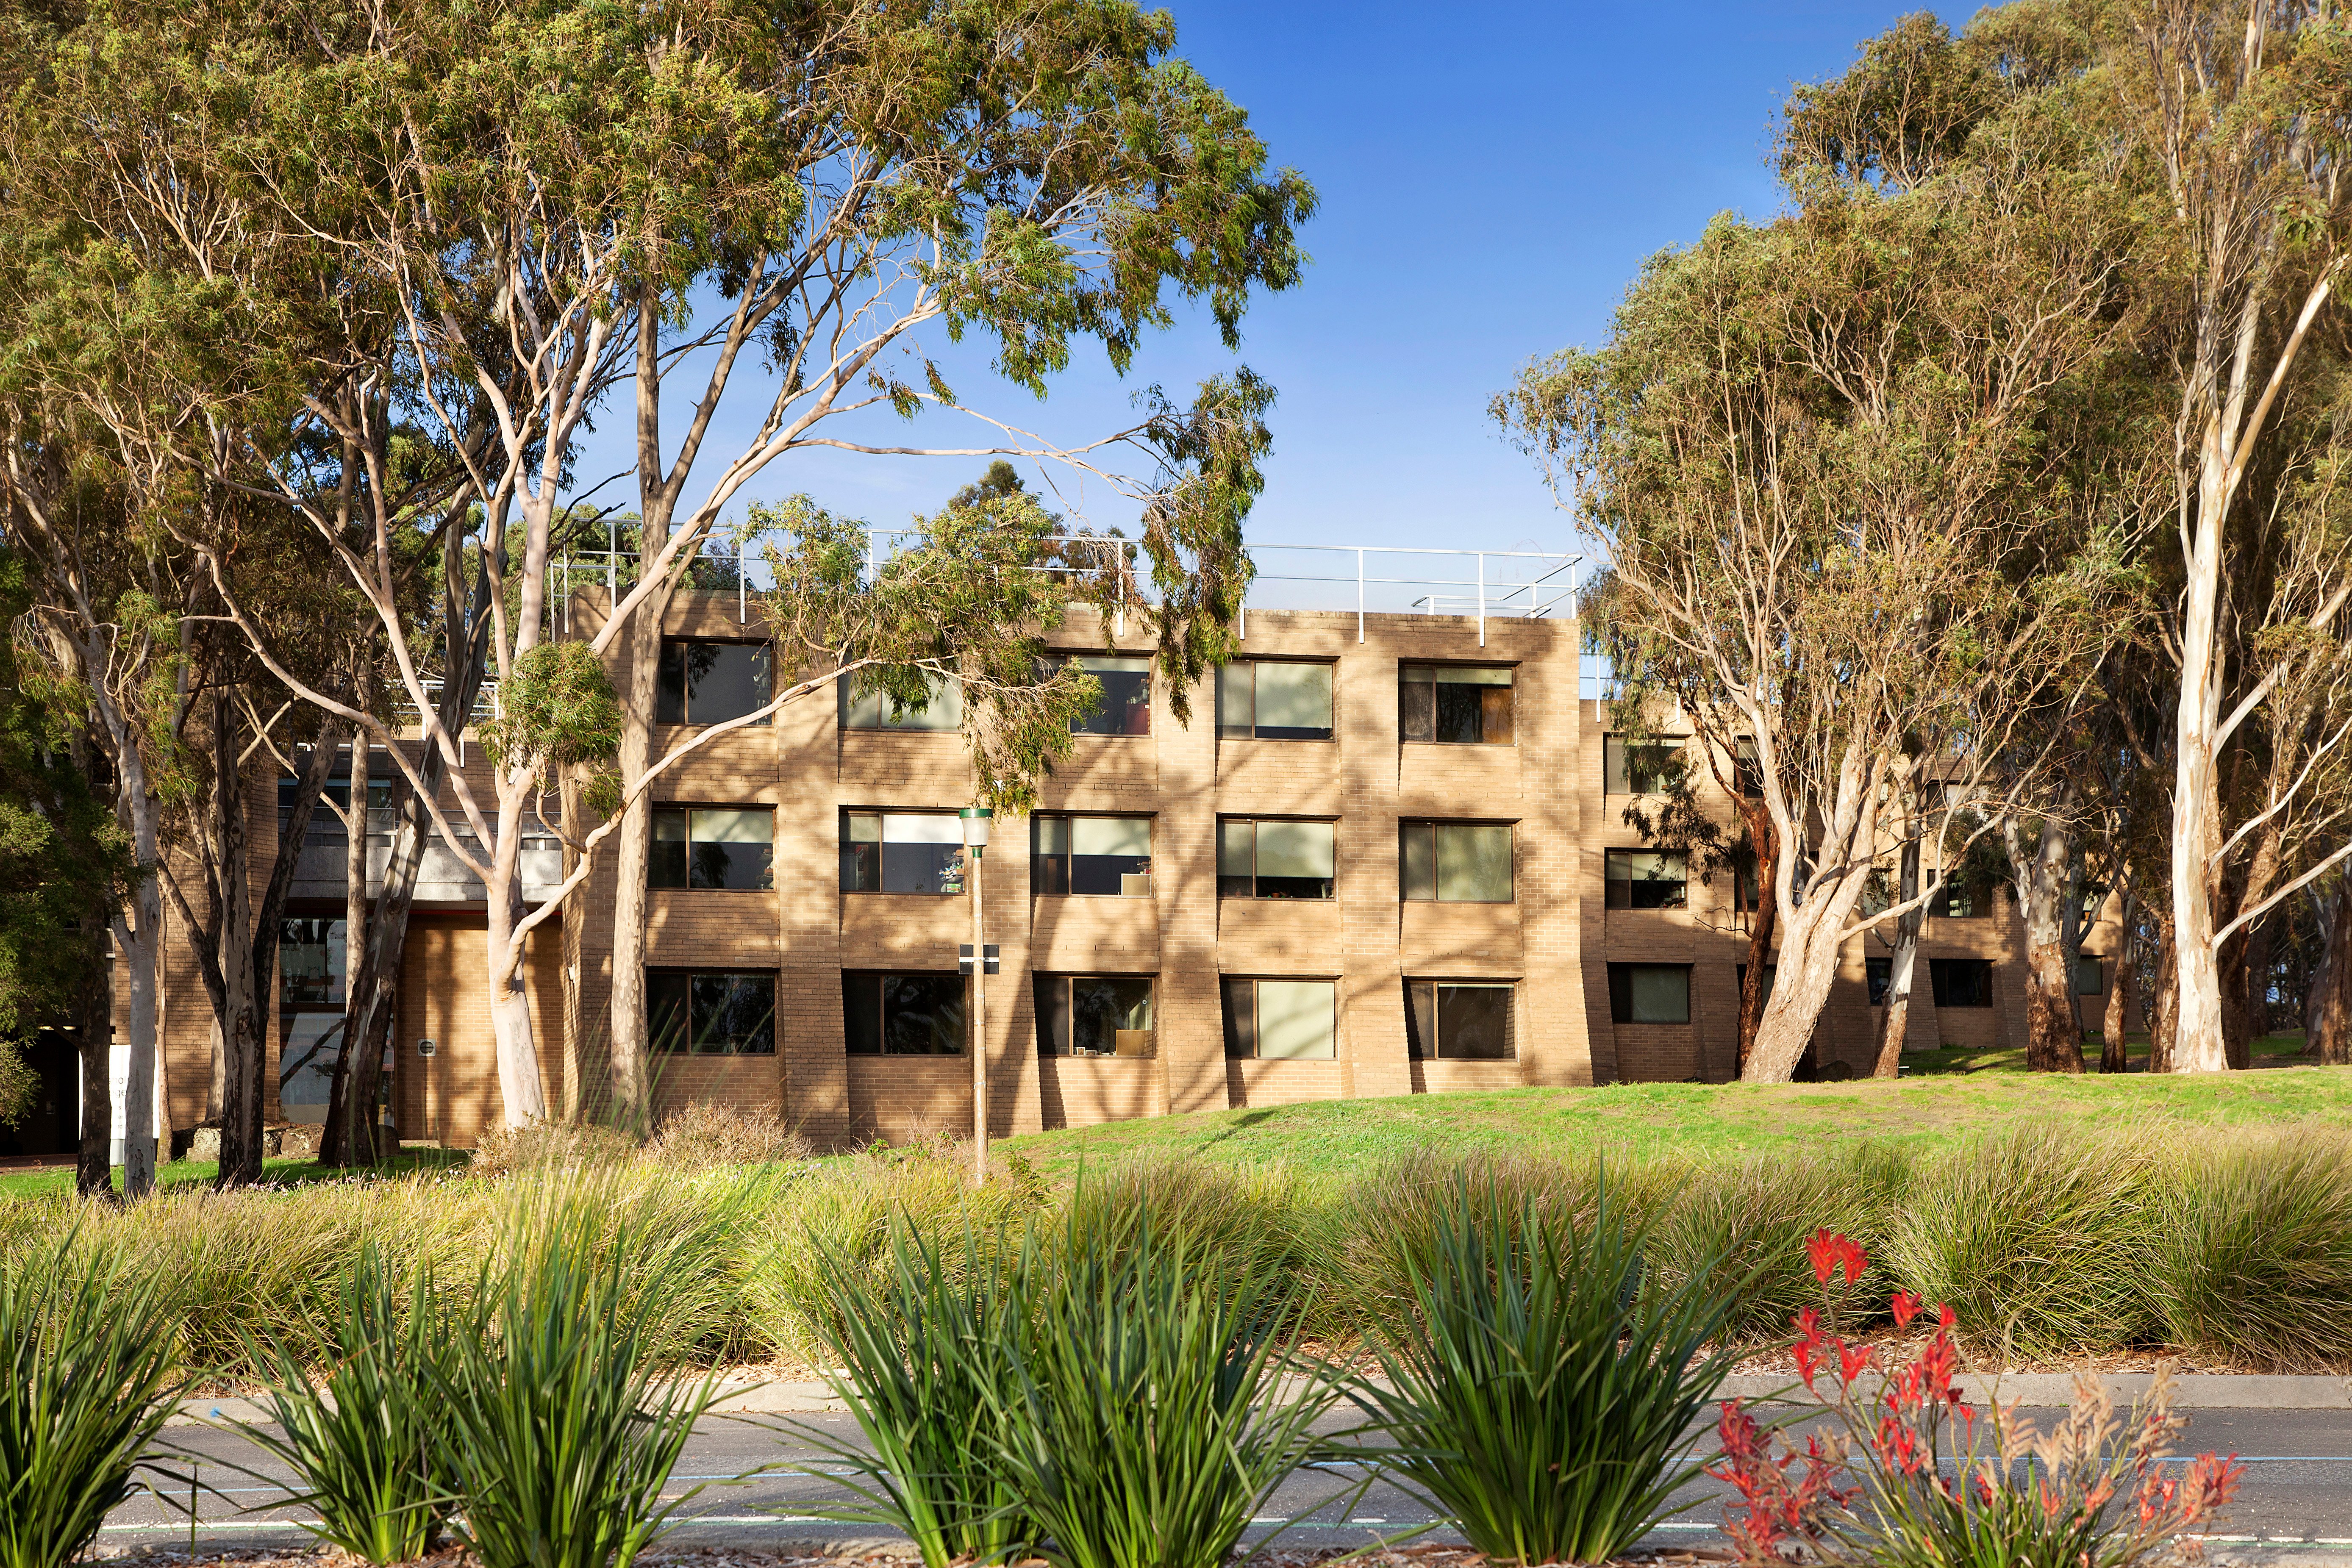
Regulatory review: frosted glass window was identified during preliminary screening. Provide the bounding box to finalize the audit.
[1216,819,1335,899]
[1218,661,1334,741]
[1401,821,1513,902]
[1607,963,1690,1024]
[840,810,965,894]
[650,806,775,889]
[840,671,962,730]
[1255,980,1336,1059]
[1032,814,1152,896]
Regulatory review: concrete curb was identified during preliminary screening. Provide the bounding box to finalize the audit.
[169,1370,2352,1426]
[1719,1371,2352,1409]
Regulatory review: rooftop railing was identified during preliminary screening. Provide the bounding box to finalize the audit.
[544,533,1584,650]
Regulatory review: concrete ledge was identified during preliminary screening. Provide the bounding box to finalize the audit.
[1720,1371,2352,1410]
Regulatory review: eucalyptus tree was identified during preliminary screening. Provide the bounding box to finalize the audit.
[1501,47,2139,1080]
[6,0,1306,1127]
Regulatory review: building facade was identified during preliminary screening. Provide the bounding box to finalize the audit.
[99,588,2110,1154]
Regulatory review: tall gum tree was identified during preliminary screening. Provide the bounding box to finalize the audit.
[1501,122,2139,1080]
[10,0,1308,1128]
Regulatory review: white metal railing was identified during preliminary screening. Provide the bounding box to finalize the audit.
[544,534,1583,649]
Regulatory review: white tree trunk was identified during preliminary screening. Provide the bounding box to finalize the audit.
[113,753,163,1197]
[2172,438,2231,1072]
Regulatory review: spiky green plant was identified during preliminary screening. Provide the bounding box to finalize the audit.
[1344,1174,1738,1566]
[0,1237,183,1568]
[432,1177,729,1568]
[990,1210,1336,1568]
[789,1223,1034,1568]
[234,1246,448,1562]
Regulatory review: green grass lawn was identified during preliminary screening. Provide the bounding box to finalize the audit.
[6,1040,2341,1199]
[0,1146,467,1201]
[997,1041,2352,1181]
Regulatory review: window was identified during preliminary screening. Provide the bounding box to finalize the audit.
[1064,656,1151,735]
[1929,958,1993,1008]
[1734,855,1765,914]
[1933,875,1983,919]
[2074,955,2103,996]
[1404,981,1513,1060]
[1605,849,1688,910]
[841,811,966,895]
[1400,665,1513,745]
[1217,819,1335,900]
[650,807,774,890]
[1036,974,1155,1057]
[839,670,961,731]
[843,971,965,1055]
[280,917,346,1007]
[1218,660,1334,741]
[649,970,777,1055]
[1220,977,1337,1059]
[1734,737,1762,798]
[1867,956,1893,1006]
[278,917,358,1127]
[1400,821,1514,902]
[277,761,394,833]
[1607,963,1690,1024]
[658,639,772,725]
[1604,735,1685,794]
[1736,962,1777,999]
[1032,815,1152,896]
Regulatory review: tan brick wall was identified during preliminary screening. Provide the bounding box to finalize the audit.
[146,591,2060,1152]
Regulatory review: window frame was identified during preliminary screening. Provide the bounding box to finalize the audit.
[1057,654,1153,737]
[648,968,779,1055]
[1034,973,1158,1057]
[2074,955,2103,996]
[1398,663,1516,747]
[658,638,774,727]
[841,970,967,1056]
[1030,813,1155,897]
[1866,955,1894,1007]
[838,669,963,732]
[839,809,969,896]
[1606,962,1692,1025]
[1605,848,1689,910]
[1399,819,1516,904]
[1216,816,1336,901]
[1928,957,1995,1009]
[1219,975,1340,1060]
[1404,979,1516,1060]
[1603,735,1686,795]
[649,805,776,891]
[1216,659,1336,742]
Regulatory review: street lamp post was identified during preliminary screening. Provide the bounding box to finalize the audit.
[961,807,993,1182]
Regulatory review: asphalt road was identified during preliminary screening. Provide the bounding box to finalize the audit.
[103,1406,2352,1562]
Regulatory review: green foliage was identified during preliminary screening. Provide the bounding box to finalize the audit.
[431,1175,728,1568]
[1344,1175,1739,1566]
[793,1225,1036,1568]
[989,1209,1335,1568]
[1880,1126,2158,1359]
[480,641,622,776]
[2147,1130,2352,1370]
[235,1246,450,1563]
[0,551,135,1111]
[0,1236,182,1568]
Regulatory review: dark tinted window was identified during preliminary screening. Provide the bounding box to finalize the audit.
[1399,666,1513,745]
[650,807,774,890]
[843,971,966,1055]
[649,970,775,1054]
[1405,981,1514,1059]
[1606,963,1690,1024]
[659,640,772,725]
[1930,959,1993,1008]
[1066,656,1151,735]
[1605,850,1687,910]
[1036,974,1155,1056]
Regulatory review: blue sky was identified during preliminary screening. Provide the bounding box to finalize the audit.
[570,1,1961,596]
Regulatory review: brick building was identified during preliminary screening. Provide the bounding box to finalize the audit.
[104,579,2107,1155]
